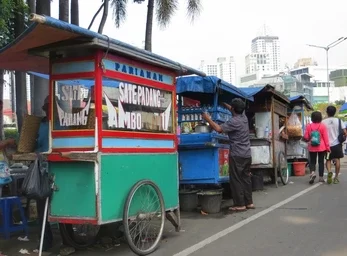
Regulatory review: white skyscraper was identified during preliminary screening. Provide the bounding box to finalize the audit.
[199,56,237,84]
[240,25,282,86]
[250,26,281,72]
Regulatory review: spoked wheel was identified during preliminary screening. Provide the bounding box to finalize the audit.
[278,151,289,185]
[123,180,165,255]
[59,223,100,249]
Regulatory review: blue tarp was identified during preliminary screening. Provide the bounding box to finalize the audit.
[340,102,347,112]
[176,76,253,101]
[239,87,265,97]
[288,95,314,110]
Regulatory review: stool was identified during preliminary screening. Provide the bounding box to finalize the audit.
[0,196,28,239]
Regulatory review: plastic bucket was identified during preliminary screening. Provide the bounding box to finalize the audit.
[198,191,223,214]
[292,162,306,176]
[179,190,198,212]
[287,163,293,176]
[256,127,265,138]
[251,171,264,191]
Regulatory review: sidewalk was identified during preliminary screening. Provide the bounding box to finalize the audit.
[1,158,346,256]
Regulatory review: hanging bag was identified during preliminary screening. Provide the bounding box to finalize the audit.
[287,111,303,137]
[22,154,52,199]
[337,118,346,144]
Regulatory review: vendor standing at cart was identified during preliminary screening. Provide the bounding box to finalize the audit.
[202,98,254,212]
[34,96,75,255]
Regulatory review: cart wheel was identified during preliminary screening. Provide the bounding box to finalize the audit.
[59,223,100,249]
[123,180,165,255]
[277,151,289,185]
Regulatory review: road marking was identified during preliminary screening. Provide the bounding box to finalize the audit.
[173,183,321,256]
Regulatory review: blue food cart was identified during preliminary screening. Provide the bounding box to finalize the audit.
[176,76,253,185]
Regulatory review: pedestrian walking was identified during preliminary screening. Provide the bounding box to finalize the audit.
[202,98,254,212]
[304,111,330,184]
[322,106,347,184]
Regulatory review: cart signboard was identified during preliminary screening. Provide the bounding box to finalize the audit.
[102,79,173,133]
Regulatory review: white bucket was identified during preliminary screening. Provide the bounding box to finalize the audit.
[256,127,265,138]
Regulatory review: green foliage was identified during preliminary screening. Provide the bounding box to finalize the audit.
[335,100,345,106]
[4,128,19,140]
[0,0,29,47]
[0,0,15,47]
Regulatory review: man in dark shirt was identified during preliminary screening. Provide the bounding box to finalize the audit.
[202,98,254,211]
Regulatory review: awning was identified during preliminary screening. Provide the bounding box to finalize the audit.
[176,76,254,101]
[288,95,314,111]
[0,14,205,77]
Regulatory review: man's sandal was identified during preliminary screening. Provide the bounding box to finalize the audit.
[333,178,339,184]
[327,172,333,184]
[229,206,247,212]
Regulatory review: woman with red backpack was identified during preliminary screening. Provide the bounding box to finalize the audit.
[303,111,330,184]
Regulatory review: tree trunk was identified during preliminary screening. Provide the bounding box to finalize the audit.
[70,0,79,25]
[33,0,50,118]
[144,0,154,52]
[0,70,4,140]
[59,0,70,22]
[27,0,36,13]
[10,72,15,124]
[98,0,109,34]
[36,0,51,15]
[14,0,27,132]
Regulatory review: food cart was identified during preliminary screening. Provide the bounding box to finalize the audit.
[176,76,253,185]
[0,14,205,255]
[287,95,313,164]
[240,85,290,187]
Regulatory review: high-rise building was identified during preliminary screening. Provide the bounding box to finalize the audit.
[251,35,281,72]
[245,53,271,74]
[240,25,282,87]
[199,56,237,84]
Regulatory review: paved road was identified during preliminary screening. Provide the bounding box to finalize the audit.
[187,176,347,256]
[2,161,347,256]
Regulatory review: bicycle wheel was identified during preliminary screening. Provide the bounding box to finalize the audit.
[278,151,289,185]
[123,180,165,255]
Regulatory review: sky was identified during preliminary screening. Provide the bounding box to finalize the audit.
[49,0,347,80]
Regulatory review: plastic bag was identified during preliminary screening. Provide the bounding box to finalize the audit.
[22,156,52,199]
[287,112,303,137]
[0,161,12,185]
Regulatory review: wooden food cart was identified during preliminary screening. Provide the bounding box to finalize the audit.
[0,14,205,255]
[240,85,291,187]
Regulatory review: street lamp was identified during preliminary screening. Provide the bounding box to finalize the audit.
[307,37,347,103]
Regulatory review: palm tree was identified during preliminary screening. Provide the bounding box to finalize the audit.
[59,0,69,22]
[110,0,202,52]
[98,0,109,33]
[70,0,79,25]
[14,0,28,131]
[33,0,50,118]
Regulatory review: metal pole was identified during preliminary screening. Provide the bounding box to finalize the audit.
[307,37,347,103]
[326,49,329,103]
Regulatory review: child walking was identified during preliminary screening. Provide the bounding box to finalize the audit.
[303,111,330,184]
